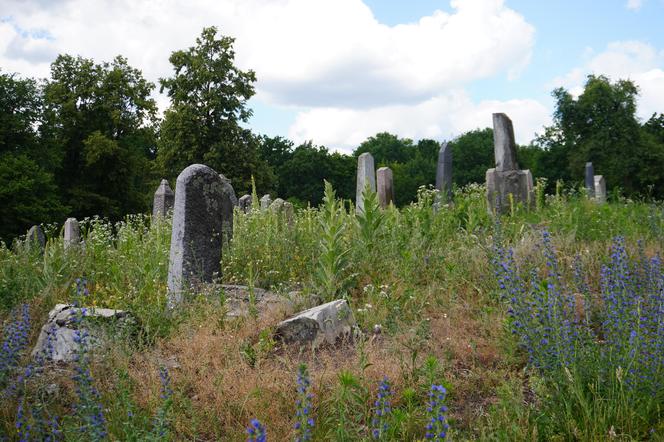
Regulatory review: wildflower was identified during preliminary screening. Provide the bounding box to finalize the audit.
[371,377,392,440]
[425,384,449,440]
[293,364,314,442]
[247,418,267,442]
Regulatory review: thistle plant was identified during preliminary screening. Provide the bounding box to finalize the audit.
[246,418,267,442]
[293,364,314,442]
[425,385,448,440]
[371,377,392,440]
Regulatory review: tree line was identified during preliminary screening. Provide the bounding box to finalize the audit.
[2,27,663,243]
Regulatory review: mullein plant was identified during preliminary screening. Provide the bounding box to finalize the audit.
[71,278,107,440]
[370,377,392,440]
[424,385,449,440]
[293,364,314,442]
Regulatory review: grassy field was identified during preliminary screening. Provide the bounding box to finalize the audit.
[0,182,663,441]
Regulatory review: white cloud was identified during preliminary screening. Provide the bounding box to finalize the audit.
[289,91,550,152]
[553,41,664,120]
[626,0,643,10]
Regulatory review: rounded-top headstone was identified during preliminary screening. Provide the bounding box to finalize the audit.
[26,225,46,252]
[238,194,252,213]
[167,164,225,307]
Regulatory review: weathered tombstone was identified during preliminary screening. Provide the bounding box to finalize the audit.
[238,194,252,213]
[270,197,286,213]
[152,179,175,218]
[435,142,453,207]
[167,164,225,308]
[594,175,606,203]
[356,152,376,213]
[283,201,295,226]
[275,299,356,348]
[486,113,534,214]
[260,194,272,211]
[26,225,46,253]
[376,167,394,208]
[219,174,238,241]
[585,162,595,198]
[63,218,80,250]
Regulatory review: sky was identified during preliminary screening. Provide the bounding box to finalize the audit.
[1,0,663,154]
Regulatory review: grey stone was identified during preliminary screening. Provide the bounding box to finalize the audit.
[31,304,133,363]
[270,197,285,213]
[283,201,295,225]
[167,164,225,307]
[376,167,394,208]
[275,299,355,348]
[63,218,80,250]
[585,162,595,198]
[493,113,519,172]
[356,152,376,213]
[594,175,606,203]
[219,174,238,242]
[435,142,453,206]
[152,179,174,218]
[238,194,252,213]
[486,168,534,214]
[260,194,272,211]
[26,225,46,252]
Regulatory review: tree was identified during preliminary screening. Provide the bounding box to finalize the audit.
[157,27,273,193]
[354,132,414,164]
[448,128,495,187]
[42,54,158,219]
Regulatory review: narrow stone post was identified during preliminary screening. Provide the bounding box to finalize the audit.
[167,164,225,308]
[63,218,80,250]
[594,175,606,203]
[435,142,453,206]
[153,179,175,218]
[585,162,595,198]
[356,152,376,213]
[376,167,394,208]
[493,113,519,172]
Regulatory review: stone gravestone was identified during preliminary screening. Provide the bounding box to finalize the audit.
[585,162,595,198]
[283,201,295,226]
[594,175,606,203]
[435,142,453,208]
[219,174,238,242]
[270,197,286,213]
[260,194,272,211]
[356,152,376,213]
[152,179,175,218]
[238,194,252,213]
[167,164,225,308]
[376,167,394,208]
[26,225,46,253]
[63,218,80,250]
[486,113,534,214]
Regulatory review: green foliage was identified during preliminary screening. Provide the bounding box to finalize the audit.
[448,128,495,187]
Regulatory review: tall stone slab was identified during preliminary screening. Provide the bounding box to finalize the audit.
[238,194,252,213]
[585,162,595,198]
[356,152,376,213]
[486,113,534,214]
[26,225,46,253]
[63,218,80,250]
[219,174,238,242]
[594,175,606,203]
[435,142,453,206]
[493,113,519,172]
[376,167,394,208]
[260,194,272,211]
[167,164,225,307]
[152,179,175,218]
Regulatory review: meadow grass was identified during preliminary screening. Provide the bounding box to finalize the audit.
[0,183,662,440]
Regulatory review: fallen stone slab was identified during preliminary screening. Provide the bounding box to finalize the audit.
[274,299,355,347]
[32,304,135,363]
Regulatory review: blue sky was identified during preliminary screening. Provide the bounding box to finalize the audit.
[2,0,663,152]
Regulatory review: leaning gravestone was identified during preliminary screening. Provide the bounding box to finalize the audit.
[594,175,606,203]
[585,162,595,198]
[275,299,355,348]
[260,194,272,211]
[219,174,238,241]
[486,113,534,214]
[26,225,46,253]
[63,218,80,250]
[356,152,376,213]
[238,194,252,213]
[435,142,453,208]
[152,179,175,218]
[167,164,225,307]
[376,167,394,208]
